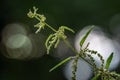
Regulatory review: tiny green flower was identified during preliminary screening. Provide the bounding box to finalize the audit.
[27,6,38,18]
[45,26,74,54]
[27,7,120,80]
[27,6,46,33]
[34,21,45,33]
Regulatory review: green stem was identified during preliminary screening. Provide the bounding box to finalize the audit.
[63,39,78,54]
[45,23,57,32]
[35,16,57,32]
[72,55,79,80]
[63,38,95,67]
[63,38,98,80]
[34,14,99,78]
[35,16,41,21]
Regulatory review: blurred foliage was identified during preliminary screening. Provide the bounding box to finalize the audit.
[1,0,120,31]
[0,0,120,80]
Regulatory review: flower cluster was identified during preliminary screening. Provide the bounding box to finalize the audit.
[45,26,74,54]
[27,7,120,80]
[27,6,46,33]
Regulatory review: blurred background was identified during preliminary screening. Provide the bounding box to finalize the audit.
[0,0,120,80]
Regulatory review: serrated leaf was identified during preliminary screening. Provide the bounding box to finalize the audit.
[105,52,114,70]
[92,74,100,80]
[80,25,94,47]
[49,57,72,72]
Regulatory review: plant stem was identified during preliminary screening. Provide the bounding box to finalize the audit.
[63,38,99,80]
[45,23,57,32]
[35,16,41,21]
[72,54,79,80]
[35,16,57,32]
[63,38,96,67]
[45,23,99,79]
[63,39,77,54]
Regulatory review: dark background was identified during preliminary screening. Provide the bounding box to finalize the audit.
[0,0,120,80]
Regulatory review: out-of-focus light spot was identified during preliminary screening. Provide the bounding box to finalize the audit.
[6,34,32,59]
[28,33,46,59]
[6,34,28,49]
[2,23,27,36]
[1,23,33,60]
[2,23,28,45]
[75,26,120,70]
[64,59,92,80]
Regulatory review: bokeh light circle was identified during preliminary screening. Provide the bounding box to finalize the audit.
[64,59,92,80]
[74,26,120,70]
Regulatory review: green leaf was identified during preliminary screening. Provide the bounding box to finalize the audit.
[92,74,100,80]
[49,57,72,72]
[105,52,114,70]
[61,26,75,33]
[80,25,94,47]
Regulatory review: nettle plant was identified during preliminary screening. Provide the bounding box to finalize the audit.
[27,7,120,80]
